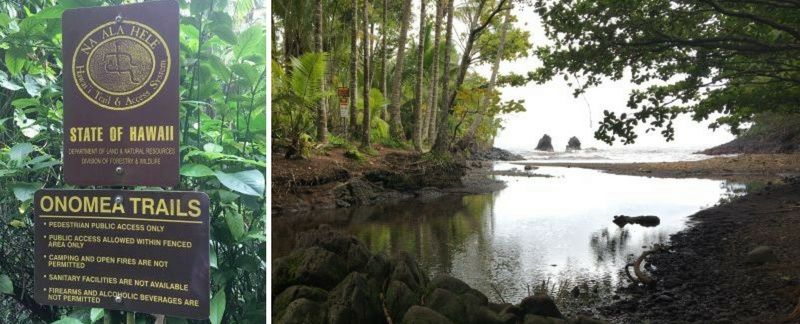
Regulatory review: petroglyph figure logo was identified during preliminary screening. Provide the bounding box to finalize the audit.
[73,19,170,111]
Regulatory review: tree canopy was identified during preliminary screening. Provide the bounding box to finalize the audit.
[531,0,800,144]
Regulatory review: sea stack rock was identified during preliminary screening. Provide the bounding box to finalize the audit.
[535,134,554,152]
[566,136,581,151]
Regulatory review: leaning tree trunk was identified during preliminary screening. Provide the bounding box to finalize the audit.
[361,0,372,148]
[349,0,359,136]
[388,0,413,140]
[432,0,455,153]
[413,0,426,151]
[436,0,508,151]
[426,0,443,144]
[463,3,512,144]
[314,0,328,143]
[381,0,388,121]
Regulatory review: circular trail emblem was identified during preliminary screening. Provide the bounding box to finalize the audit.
[73,19,170,111]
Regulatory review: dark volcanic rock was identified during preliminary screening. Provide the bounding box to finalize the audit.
[472,147,525,161]
[612,215,660,228]
[273,285,328,317]
[276,298,327,324]
[272,246,348,293]
[425,288,466,323]
[402,305,455,324]
[326,272,384,324]
[745,245,777,264]
[535,134,554,152]
[391,252,429,293]
[566,136,581,151]
[519,294,564,318]
[386,280,419,323]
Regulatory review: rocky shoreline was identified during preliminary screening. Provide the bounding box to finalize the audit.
[271,147,518,213]
[272,226,606,324]
[601,177,800,323]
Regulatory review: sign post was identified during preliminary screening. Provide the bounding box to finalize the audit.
[34,190,210,319]
[62,0,180,187]
[36,1,211,321]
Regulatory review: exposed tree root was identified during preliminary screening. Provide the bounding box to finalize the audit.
[787,296,800,323]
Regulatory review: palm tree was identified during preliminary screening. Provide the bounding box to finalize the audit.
[362,0,372,148]
[388,0,413,140]
[349,0,358,136]
[413,0,426,151]
[426,0,443,143]
[381,0,388,121]
[433,0,455,152]
[314,0,328,143]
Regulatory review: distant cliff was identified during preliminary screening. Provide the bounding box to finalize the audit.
[701,114,800,155]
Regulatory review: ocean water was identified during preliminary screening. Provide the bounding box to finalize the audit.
[506,147,732,164]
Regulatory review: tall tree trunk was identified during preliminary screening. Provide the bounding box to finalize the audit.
[349,0,359,136]
[381,0,388,121]
[413,0,426,151]
[432,0,455,153]
[388,0,413,140]
[464,3,512,143]
[315,0,328,143]
[426,0,443,144]
[436,0,508,151]
[362,0,372,148]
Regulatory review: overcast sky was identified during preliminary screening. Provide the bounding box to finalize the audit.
[453,3,736,151]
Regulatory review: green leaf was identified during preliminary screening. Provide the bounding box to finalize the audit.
[32,6,66,19]
[0,274,12,294]
[209,21,237,45]
[180,164,215,177]
[0,170,17,177]
[0,70,22,91]
[217,190,239,203]
[234,26,265,61]
[9,142,35,163]
[210,247,218,269]
[209,290,226,324]
[190,0,211,15]
[50,318,83,324]
[10,182,40,202]
[225,209,245,240]
[5,48,26,76]
[203,143,223,153]
[23,74,44,97]
[214,170,264,197]
[89,308,103,323]
[11,98,38,109]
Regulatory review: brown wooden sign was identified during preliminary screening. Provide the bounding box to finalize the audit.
[33,189,209,319]
[62,0,180,186]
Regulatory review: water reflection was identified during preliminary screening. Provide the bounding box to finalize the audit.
[272,165,745,306]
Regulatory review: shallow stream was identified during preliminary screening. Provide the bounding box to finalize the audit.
[273,163,745,307]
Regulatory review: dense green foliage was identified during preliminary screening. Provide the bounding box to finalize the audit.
[530,0,800,144]
[0,0,266,323]
[271,0,530,157]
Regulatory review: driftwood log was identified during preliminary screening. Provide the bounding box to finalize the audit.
[624,244,665,285]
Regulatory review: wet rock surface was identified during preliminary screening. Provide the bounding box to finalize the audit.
[273,227,609,324]
[601,182,800,323]
[472,147,525,161]
[566,137,581,151]
[535,134,554,152]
